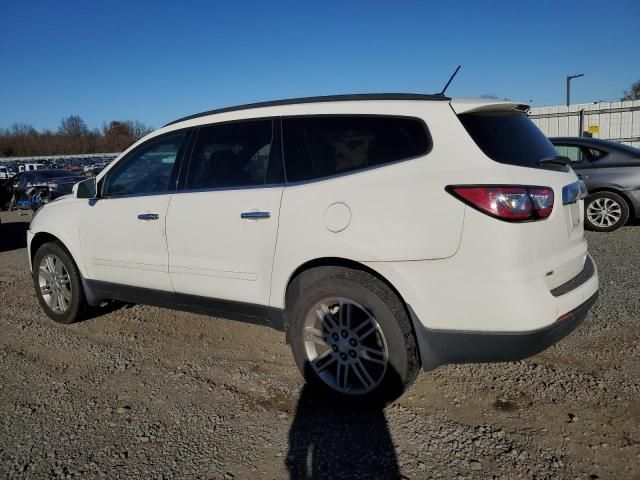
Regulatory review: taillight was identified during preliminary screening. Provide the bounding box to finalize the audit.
[446,185,554,222]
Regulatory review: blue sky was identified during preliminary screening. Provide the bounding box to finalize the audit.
[1,0,638,131]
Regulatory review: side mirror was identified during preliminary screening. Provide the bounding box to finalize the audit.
[75,178,97,199]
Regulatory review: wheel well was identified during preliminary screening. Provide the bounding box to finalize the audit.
[285,258,405,306]
[284,257,421,364]
[30,232,62,263]
[588,188,635,216]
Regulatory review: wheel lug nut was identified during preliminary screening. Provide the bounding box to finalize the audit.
[341,330,348,338]
[349,339,357,347]
[331,344,338,352]
[340,353,347,361]
[349,350,356,358]
[332,333,339,341]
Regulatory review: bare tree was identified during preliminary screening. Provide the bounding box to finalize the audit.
[621,80,640,101]
[58,115,89,136]
[0,117,153,156]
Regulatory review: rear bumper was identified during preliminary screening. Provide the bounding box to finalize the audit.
[414,291,598,370]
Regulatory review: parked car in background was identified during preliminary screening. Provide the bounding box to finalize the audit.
[27,94,598,403]
[8,169,86,210]
[17,163,45,173]
[83,163,108,177]
[550,137,640,231]
[0,177,12,210]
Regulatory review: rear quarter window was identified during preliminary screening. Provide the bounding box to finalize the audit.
[282,115,430,182]
[458,111,558,168]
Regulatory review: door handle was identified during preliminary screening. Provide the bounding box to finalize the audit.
[240,211,271,219]
[137,213,159,220]
[577,174,589,180]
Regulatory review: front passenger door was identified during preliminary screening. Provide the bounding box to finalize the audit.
[79,130,190,291]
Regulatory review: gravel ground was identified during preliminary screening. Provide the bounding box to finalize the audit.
[0,209,639,479]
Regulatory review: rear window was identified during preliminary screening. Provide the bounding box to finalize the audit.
[458,112,558,168]
[282,115,430,182]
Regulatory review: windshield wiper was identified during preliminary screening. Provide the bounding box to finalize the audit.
[538,155,571,166]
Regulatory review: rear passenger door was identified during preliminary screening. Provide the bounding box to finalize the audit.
[165,118,284,306]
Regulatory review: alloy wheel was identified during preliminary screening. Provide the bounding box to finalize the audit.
[586,198,622,228]
[303,297,388,395]
[38,254,72,313]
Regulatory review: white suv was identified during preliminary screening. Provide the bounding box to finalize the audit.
[28,94,599,403]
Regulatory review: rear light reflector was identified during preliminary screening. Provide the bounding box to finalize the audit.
[446,185,554,222]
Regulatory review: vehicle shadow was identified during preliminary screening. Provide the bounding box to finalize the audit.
[286,374,402,479]
[0,221,29,253]
[83,301,130,321]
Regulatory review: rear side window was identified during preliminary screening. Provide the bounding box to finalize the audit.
[554,145,583,162]
[282,116,430,182]
[186,119,279,190]
[458,112,558,168]
[588,147,606,159]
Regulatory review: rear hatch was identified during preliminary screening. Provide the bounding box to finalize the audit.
[451,100,587,290]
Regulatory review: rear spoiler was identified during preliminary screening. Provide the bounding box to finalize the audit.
[450,99,530,115]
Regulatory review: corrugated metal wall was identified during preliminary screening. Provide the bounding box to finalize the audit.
[529,100,640,148]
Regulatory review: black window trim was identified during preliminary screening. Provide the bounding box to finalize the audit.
[99,127,194,200]
[177,116,286,195]
[280,113,433,186]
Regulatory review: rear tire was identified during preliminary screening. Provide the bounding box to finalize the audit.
[288,267,420,405]
[32,242,87,324]
[584,191,629,232]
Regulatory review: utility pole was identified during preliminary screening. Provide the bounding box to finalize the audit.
[566,74,584,106]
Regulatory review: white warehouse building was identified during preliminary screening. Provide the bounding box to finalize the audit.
[529,100,640,148]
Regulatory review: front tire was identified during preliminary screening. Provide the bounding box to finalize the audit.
[32,242,87,324]
[288,267,420,405]
[584,191,629,232]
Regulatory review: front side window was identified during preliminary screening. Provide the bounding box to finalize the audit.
[103,131,186,197]
[185,119,276,190]
[282,116,430,182]
[554,145,583,162]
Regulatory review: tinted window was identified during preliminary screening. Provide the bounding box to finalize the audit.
[589,147,606,159]
[103,132,186,197]
[554,145,583,162]
[186,119,276,189]
[458,112,558,168]
[282,116,430,182]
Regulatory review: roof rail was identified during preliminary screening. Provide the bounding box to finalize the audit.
[164,93,449,126]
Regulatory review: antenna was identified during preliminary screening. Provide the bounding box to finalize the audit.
[438,65,461,96]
